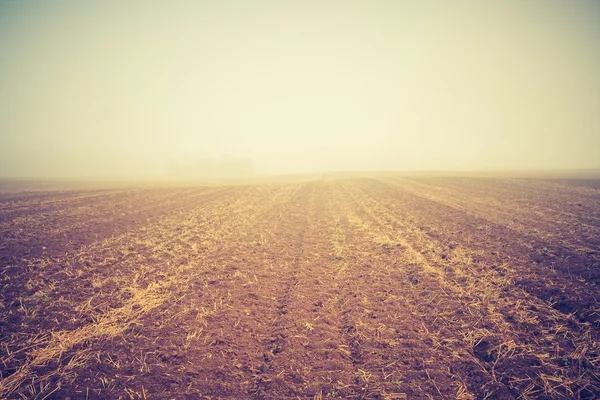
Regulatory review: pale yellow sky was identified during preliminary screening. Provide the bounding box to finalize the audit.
[0,1,599,178]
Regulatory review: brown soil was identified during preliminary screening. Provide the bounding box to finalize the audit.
[1,176,599,399]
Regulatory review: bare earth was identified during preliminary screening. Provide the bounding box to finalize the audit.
[1,176,600,399]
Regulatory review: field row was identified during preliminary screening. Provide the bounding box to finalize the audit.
[1,178,599,399]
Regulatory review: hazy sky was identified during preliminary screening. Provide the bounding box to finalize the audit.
[1,0,599,178]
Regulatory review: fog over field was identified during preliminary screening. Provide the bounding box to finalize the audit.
[0,1,599,179]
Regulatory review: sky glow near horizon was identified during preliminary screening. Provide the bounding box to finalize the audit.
[0,0,599,178]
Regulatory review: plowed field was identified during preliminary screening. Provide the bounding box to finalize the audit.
[1,177,600,399]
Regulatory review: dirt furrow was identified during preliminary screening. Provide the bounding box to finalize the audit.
[386,178,600,254]
[351,179,600,398]
[396,177,600,226]
[51,183,314,399]
[0,189,126,212]
[0,186,245,341]
[0,186,233,265]
[2,176,599,399]
[0,185,286,399]
[334,181,502,399]
[369,178,600,322]
[251,182,357,399]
